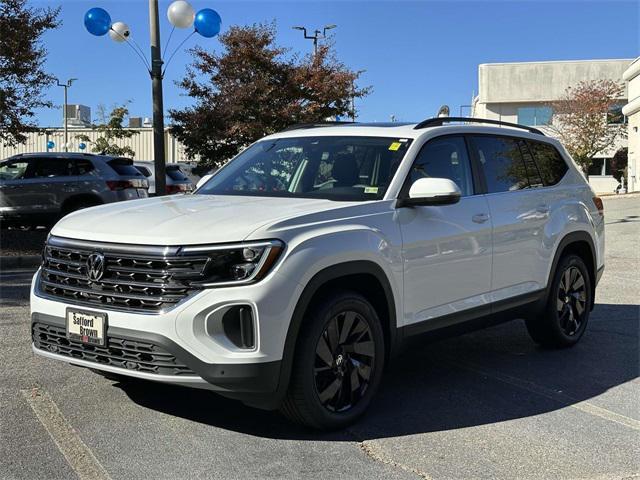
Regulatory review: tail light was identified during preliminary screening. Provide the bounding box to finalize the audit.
[165,184,191,194]
[106,179,147,191]
[593,196,604,216]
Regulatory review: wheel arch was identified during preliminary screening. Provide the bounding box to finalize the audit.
[273,260,399,405]
[547,231,597,310]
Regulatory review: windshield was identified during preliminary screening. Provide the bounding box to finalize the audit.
[196,136,413,201]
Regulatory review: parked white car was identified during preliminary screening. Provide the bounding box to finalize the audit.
[31,117,604,429]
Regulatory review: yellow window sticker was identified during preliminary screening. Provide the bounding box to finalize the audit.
[388,142,402,151]
[364,187,379,194]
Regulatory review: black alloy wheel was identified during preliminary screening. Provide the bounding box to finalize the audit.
[281,292,385,430]
[525,254,592,348]
[556,266,588,336]
[313,310,375,413]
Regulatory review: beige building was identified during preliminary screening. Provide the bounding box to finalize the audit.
[0,127,193,164]
[473,59,633,193]
[622,57,640,193]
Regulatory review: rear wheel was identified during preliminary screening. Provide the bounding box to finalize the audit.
[281,292,385,430]
[526,254,592,348]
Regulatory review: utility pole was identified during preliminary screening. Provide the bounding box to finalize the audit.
[56,78,76,152]
[149,0,166,196]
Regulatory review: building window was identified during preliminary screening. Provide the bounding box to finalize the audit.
[607,104,626,125]
[517,106,553,126]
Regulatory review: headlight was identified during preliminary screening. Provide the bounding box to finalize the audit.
[181,240,284,287]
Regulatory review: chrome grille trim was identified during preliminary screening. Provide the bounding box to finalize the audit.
[37,236,209,314]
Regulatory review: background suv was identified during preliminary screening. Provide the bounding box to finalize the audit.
[133,161,194,195]
[0,153,148,228]
[30,118,604,430]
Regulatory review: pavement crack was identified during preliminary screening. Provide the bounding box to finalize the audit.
[347,429,432,479]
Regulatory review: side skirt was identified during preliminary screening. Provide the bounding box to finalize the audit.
[398,289,545,346]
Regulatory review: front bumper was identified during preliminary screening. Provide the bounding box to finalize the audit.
[31,312,281,394]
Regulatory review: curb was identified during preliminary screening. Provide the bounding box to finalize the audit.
[0,255,41,271]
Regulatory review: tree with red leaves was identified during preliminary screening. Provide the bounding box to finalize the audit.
[170,23,370,169]
[0,0,60,146]
[550,80,626,176]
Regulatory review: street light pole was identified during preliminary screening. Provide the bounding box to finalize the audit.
[56,78,76,152]
[292,24,336,58]
[148,0,166,196]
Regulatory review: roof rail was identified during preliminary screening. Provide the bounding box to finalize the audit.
[413,116,545,136]
[282,121,356,132]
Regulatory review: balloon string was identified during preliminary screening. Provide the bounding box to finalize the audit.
[129,37,152,71]
[110,27,152,72]
[162,31,196,77]
[163,26,176,59]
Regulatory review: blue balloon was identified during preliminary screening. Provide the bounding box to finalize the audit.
[79,142,87,150]
[194,8,221,38]
[47,140,55,149]
[84,8,111,36]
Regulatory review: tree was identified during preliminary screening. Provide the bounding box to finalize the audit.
[549,80,625,176]
[76,104,138,157]
[170,23,370,168]
[0,0,60,146]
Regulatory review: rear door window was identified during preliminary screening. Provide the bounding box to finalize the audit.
[32,158,75,178]
[469,136,529,193]
[75,159,95,175]
[527,141,568,186]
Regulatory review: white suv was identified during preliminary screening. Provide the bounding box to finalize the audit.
[31,118,605,429]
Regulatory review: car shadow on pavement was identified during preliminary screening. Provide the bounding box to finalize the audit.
[118,303,639,440]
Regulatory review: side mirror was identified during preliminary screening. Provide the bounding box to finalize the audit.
[398,177,461,207]
[195,173,214,190]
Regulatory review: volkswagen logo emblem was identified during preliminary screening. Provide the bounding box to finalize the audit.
[86,252,105,282]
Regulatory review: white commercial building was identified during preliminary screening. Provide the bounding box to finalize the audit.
[473,59,633,193]
[622,57,640,193]
[0,127,192,164]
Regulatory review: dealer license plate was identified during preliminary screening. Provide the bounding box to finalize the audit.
[66,309,107,347]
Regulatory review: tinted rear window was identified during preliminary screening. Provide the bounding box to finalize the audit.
[166,167,188,181]
[527,141,568,186]
[469,136,529,193]
[108,158,143,176]
[135,166,153,177]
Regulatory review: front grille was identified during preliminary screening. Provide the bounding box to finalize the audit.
[39,237,209,313]
[33,323,196,376]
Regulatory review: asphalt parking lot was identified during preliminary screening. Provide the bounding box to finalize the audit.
[1,195,638,480]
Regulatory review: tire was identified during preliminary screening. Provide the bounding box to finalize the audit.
[525,254,592,348]
[280,291,385,430]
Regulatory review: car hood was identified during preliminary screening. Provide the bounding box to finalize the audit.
[51,194,350,245]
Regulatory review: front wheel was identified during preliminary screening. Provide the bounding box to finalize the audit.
[281,292,385,430]
[526,254,592,348]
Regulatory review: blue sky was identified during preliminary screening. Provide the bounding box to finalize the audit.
[34,0,639,126]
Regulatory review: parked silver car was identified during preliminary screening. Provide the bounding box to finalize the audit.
[0,153,148,228]
[133,161,194,195]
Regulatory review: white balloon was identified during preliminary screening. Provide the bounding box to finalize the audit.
[109,22,130,43]
[167,0,194,29]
